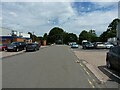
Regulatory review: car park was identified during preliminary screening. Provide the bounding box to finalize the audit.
[0,43,8,51]
[7,42,26,52]
[26,43,40,51]
[82,42,94,49]
[104,43,114,49]
[106,46,120,71]
[71,43,79,48]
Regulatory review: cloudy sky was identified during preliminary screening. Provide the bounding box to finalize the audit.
[0,1,119,36]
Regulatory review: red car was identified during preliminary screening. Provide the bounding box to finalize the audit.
[0,44,8,51]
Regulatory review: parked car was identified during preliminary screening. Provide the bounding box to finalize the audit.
[94,42,106,49]
[7,42,26,52]
[0,43,8,51]
[106,46,120,71]
[71,43,79,48]
[82,42,94,49]
[26,43,40,51]
[104,43,114,49]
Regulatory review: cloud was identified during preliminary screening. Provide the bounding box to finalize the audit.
[2,2,118,36]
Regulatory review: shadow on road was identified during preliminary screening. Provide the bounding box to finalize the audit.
[98,65,120,84]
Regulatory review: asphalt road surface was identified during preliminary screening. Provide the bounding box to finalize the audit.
[2,45,107,88]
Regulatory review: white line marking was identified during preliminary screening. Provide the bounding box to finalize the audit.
[104,68,120,80]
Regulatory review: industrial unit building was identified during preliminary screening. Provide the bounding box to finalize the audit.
[0,28,32,44]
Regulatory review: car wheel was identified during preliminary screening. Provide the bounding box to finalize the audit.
[2,48,6,51]
[106,60,112,69]
[34,48,37,51]
[16,48,19,52]
[7,50,10,52]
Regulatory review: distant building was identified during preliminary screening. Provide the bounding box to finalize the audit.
[107,37,117,45]
[0,28,32,44]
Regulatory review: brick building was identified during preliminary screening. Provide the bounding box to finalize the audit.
[0,28,32,44]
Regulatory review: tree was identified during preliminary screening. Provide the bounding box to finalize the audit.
[63,33,78,44]
[28,32,39,41]
[88,30,98,42]
[79,30,91,44]
[47,27,64,44]
[99,18,120,42]
[42,33,48,40]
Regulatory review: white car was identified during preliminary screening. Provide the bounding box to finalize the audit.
[105,43,114,49]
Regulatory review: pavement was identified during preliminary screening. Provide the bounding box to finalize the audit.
[71,47,120,88]
[0,46,48,58]
[2,45,105,88]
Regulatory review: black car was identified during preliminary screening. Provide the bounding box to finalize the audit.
[106,46,120,71]
[26,43,40,51]
[82,42,94,49]
[7,42,26,52]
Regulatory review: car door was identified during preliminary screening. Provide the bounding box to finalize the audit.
[112,47,119,69]
[19,42,23,50]
[110,47,117,68]
[116,47,120,71]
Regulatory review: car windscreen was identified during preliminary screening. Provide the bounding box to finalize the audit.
[111,46,120,55]
[83,42,92,45]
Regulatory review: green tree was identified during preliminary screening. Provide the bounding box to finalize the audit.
[99,18,120,42]
[47,27,64,44]
[28,32,39,41]
[63,33,78,44]
[88,30,98,42]
[79,30,91,44]
[42,33,48,40]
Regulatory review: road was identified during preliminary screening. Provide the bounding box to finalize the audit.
[3,45,106,88]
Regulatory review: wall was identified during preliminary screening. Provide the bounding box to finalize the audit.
[13,38,25,42]
[42,40,46,46]
[0,38,11,44]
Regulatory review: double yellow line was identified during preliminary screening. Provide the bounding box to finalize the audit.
[80,63,95,88]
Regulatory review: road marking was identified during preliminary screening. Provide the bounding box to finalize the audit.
[79,63,98,88]
[88,79,95,88]
[104,68,120,80]
[80,63,83,67]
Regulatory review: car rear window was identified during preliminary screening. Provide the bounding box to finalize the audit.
[111,46,120,55]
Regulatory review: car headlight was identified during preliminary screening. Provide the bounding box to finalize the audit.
[14,46,17,47]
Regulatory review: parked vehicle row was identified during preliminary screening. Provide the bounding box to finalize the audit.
[7,42,26,52]
[0,42,41,52]
[82,42,114,49]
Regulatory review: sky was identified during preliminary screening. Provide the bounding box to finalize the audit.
[0,1,119,37]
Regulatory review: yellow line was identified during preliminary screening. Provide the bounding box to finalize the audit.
[80,63,83,67]
[79,63,97,88]
[88,79,95,88]
[83,68,86,71]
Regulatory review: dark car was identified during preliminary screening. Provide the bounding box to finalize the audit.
[7,42,26,52]
[26,43,40,51]
[82,42,94,49]
[106,46,120,71]
[0,44,8,51]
